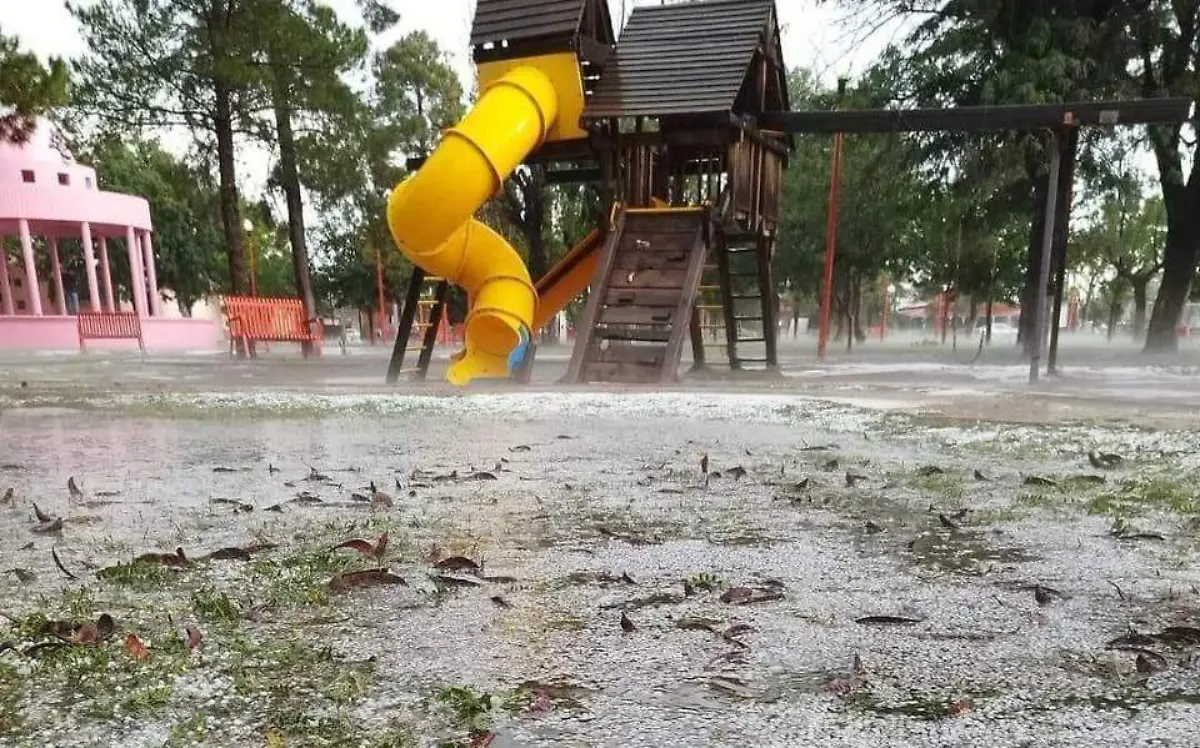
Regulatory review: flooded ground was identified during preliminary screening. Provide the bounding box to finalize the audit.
[2,353,1200,747]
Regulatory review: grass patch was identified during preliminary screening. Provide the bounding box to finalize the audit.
[96,560,183,590]
[249,549,359,608]
[904,470,966,500]
[846,690,983,721]
[1088,475,1200,518]
[191,586,241,622]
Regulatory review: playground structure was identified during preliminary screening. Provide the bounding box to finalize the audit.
[385,0,1191,386]
[0,119,220,351]
[388,0,789,385]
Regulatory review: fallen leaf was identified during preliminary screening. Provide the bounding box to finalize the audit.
[185,625,203,650]
[8,568,35,583]
[845,470,866,487]
[1088,450,1123,470]
[700,454,709,474]
[722,623,756,646]
[68,477,84,499]
[728,466,748,480]
[1,487,12,504]
[328,568,407,593]
[72,622,100,645]
[433,555,481,574]
[938,514,959,531]
[124,633,150,661]
[265,504,284,513]
[1155,626,1200,647]
[1134,649,1168,675]
[332,533,389,558]
[821,458,840,471]
[51,548,78,579]
[1022,475,1058,487]
[349,492,370,502]
[209,498,253,512]
[95,613,115,639]
[490,595,510,608]
[94,490,121,498]
[212,466,242,473]
[32,518,63,534]
[855,615,922,626]
[864,521,885,534]
[973,469,989,481]
[948,698,973,716]
[675,616,721,633]
[719,586,784,605]
[1033,585,1065,606]
[917,465,945,476]
[467,471,497,481]
[268,463,280,474]
[434,573,485,588]
[201,544,276,561]
[509,444,532,453]
[620,612,636,633]
[32,503,54,523]
[292,492,323,504]
[134,547,190,567]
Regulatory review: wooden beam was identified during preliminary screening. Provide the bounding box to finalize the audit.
[761,98,1192,134]
[386,268,426,384]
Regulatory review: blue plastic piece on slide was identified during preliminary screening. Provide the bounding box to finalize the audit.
[507,326,531,375]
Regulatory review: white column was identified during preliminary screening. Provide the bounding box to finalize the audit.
[141,231,162,316]
[98,237,115,312]
[125,225,147,318]
[49,236,66,315]
[18,219,42,316]
[0,244,13,315]
[81,222,102,313]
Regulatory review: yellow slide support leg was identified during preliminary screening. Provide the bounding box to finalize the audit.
[387,66,559,385]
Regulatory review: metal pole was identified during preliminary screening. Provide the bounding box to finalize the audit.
[1047,127,1079,375]
[1030,130,1063,384]
[880,279,889,341]
[817,131,844,360]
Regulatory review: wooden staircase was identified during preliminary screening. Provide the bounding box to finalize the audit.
[565,207,711,383]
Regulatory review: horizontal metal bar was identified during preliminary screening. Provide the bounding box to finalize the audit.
[761,98,1193,134]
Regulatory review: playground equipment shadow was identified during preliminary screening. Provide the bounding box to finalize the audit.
[2,390,1200,746]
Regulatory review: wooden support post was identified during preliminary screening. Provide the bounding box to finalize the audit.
[415,281,450,381]
[756,233,779,369]
[1030,128,1065,384]
[1047,127,1079,375]
[386,268,426,384]
[688,307,706,371]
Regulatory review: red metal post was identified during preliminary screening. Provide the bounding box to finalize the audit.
[817,132,844,360]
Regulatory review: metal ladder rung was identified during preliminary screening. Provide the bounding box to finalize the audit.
[730,294,761,300]
[735,357,769,363]
[737,337,766,343]
[734,316,763,322]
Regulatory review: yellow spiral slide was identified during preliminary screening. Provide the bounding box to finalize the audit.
[386,65,564,386]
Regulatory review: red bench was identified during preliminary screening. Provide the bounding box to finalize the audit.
[77,312,145,353]
[222,296,322,357]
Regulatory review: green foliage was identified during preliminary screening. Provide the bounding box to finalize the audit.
[304,31,465,314]
[0,30,69,142]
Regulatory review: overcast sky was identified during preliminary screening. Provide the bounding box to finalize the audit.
[0,0,904,191]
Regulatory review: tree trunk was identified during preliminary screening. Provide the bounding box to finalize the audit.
[1107,296,1121,342]
[272,73,317,355]
[1132,280,1149,341]
[1144,134,1200,352]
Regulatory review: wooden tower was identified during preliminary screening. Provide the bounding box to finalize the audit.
[564,0,791,383]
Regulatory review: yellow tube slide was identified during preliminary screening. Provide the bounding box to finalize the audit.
[387,66,559,385]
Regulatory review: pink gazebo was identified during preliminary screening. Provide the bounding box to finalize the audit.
[0,120,219,350]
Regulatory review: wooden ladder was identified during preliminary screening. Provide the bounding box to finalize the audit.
[565,207,711,384]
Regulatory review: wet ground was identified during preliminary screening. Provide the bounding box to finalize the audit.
[2,344,1200,747]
